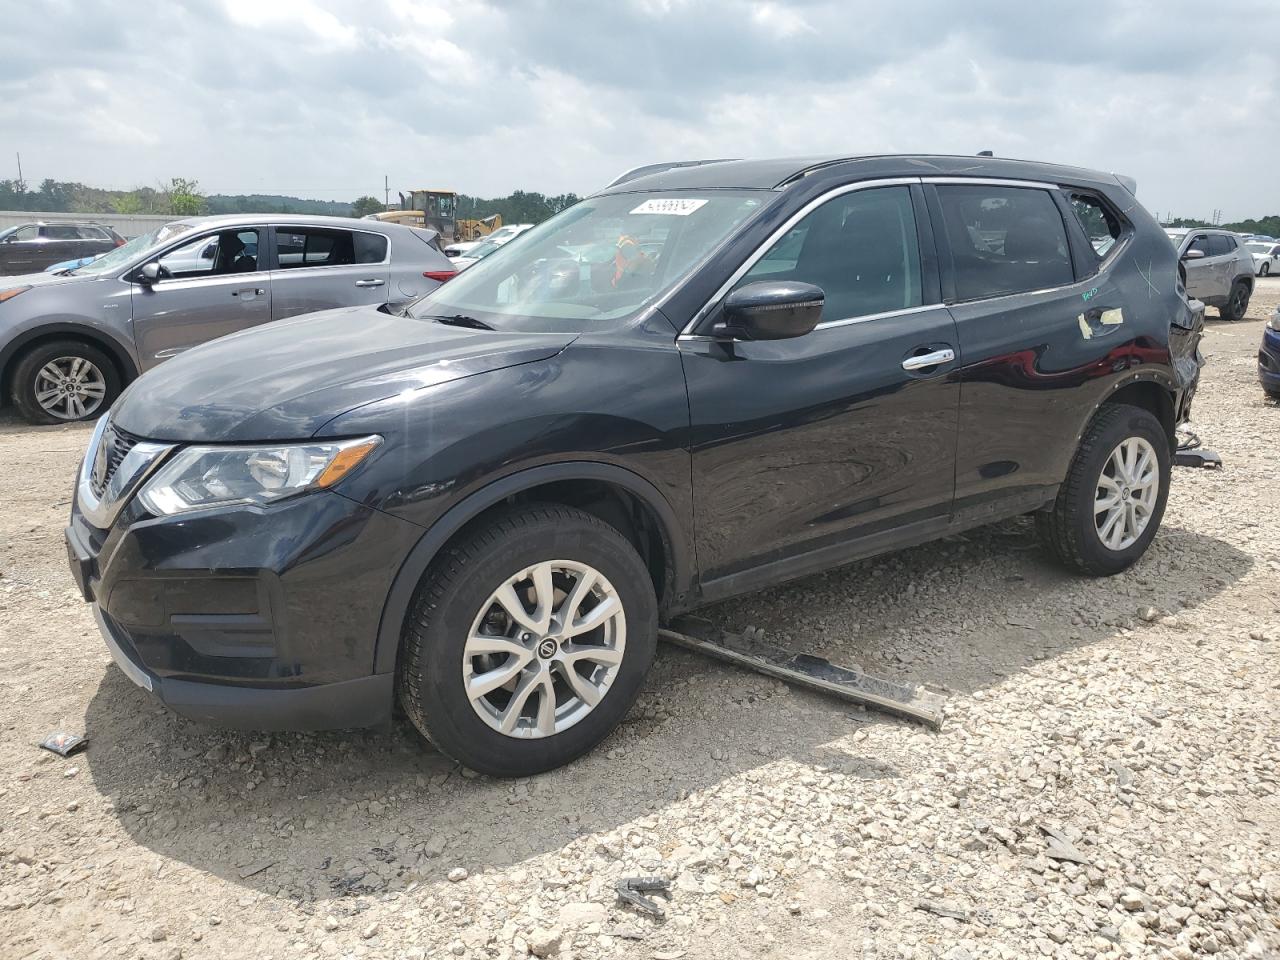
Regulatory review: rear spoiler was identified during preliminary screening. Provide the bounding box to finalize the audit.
[410,227,443,252]
[1115,173,1138,196]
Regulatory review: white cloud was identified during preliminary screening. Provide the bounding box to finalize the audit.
[0,0,1275,220]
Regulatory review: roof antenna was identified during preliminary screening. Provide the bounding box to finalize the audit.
[976,150,994,157]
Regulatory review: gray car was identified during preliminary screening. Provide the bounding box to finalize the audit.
[1164,228,1255,321]
[0,214,457,423]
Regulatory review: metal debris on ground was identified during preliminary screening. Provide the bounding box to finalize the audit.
[615,876,671,917]
[1039,824,1091,865]
[914,899,970,922]
[38,732,87,757]
[659,616,945,728]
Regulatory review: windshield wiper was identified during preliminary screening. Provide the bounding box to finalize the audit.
[427,314,494,330]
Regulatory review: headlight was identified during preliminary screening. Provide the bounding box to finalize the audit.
[1269,310,1280,333]
[0,285,31,304]
[137,436,381,516]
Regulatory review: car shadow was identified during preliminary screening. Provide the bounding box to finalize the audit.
[82,516,1250,905]
[0,408,95,438]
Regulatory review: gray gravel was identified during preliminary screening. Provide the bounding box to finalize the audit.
[2,279,1278,959]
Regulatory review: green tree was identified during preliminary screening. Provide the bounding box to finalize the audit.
[351,195,385,218]
[162,177,205,216]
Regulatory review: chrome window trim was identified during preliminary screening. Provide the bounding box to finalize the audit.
[676,302,945,342]
[680,177,921,335]
[920,176,1059,190]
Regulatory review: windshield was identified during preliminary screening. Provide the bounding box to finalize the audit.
[466,239,502,259]
[410,191,769,330]
[0,225,18,241]
[68,221,191,276]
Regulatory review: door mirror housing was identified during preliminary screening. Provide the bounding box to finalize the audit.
[1181,249,1205,261]
[718,281,824,341]
[138,262,162,284]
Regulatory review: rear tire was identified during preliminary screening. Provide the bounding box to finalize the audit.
[1261,263,1270,277]
[1219,281,1251,321]
[397,503,658,777]
[9,339,121,425]
[1036,404,1170,576]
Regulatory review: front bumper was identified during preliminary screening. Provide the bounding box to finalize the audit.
[67,479,422,730]
[1259,327,1280,390]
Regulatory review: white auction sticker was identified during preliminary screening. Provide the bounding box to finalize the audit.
[630,198,708,216]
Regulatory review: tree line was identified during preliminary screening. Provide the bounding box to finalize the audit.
[1,177,580,226]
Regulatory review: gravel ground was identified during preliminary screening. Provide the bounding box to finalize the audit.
[2,280,1278,960]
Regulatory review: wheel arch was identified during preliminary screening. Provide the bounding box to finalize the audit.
[372,461,694,676]
[1,324,139,403]
[1096,375,1178,453]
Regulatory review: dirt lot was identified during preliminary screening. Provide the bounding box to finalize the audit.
[2,281,1278,960]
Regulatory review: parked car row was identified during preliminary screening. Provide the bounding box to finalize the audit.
[0,215,456,423]
[59,153,1208,775]
[444,222,534,269]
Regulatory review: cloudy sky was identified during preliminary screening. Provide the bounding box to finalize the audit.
[2,0,1276,220]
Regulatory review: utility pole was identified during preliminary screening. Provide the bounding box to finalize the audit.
[384,175,389,208]
[15,151,24,190]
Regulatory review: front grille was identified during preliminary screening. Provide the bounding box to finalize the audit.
[90,424,142,498]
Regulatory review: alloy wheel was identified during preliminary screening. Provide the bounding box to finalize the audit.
[34,356,107,420]
[1094,436,1159,551]
[462,560,626,739]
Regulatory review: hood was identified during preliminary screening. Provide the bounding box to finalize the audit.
[0,269,103,291]
[111,304,576,442]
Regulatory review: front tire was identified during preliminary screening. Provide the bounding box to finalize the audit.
[1261,263,1271,277]
[1036,404,1170,576]
[397,504,658,777]
[9,339,121,425]
[1219,280,1251,321]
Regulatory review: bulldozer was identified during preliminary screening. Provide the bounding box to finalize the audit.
[365,189,502,245]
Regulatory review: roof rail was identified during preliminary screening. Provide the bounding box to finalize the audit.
[604,158,739,189]
[773,157,863,188]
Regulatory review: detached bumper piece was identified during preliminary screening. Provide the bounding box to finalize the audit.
[659,615,945,728]
[1173,428,1223,470]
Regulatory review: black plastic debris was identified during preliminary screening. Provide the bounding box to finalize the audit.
[39,732,88,756]
[616,876,671,917]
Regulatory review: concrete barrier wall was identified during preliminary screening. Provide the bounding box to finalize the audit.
[0,210,179,239]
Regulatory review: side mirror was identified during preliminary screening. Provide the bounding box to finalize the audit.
[718,281,823,341]
[1181,249,1205,261]
[138,262,162,284]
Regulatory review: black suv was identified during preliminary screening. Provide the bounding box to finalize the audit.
[65,155,1204,776]
[0,220,125,275]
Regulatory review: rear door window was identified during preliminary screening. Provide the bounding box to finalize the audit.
[935,184,1074,300]
[735,185,922,321]
[275,228,358,269]
[44,224,82,240]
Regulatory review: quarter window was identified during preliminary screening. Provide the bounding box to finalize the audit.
[1067,193,1122,259]
[936,185,1073,301]
[735,186,922,321]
